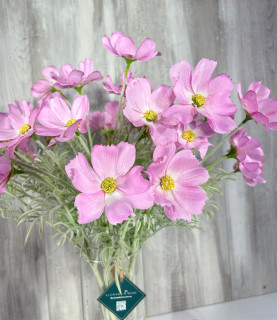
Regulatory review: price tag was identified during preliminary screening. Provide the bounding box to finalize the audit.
[97,276,146,319]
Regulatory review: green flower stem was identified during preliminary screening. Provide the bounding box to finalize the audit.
[75,86,83,95]
[88,260,105,292]
[205,155,230,171]
[0,151,66,185]
[134,127,146,145]
[113,60,132,141]
[4,189,28,207]
[77,134,90,157]
[87,123,93,150]
[202,115,250,164]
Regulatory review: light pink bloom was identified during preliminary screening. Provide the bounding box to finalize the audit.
[124,78,177,145]
[102,32,161,62]
[237,81,277,131]
[31,66,59,98]
[168,58,237,133]
[17,139,36,162]
[36,95,89,146]
[176,119,214,158]
[87,102,119,132]
[229,128,266,186]
[0,155,11,195]
[0,101,39,155]
[65,142,154,225]
[147,143,209,221]
[103,71,133,96]
[52,58,103,90]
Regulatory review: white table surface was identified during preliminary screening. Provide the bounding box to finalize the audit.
[148,292,277,320]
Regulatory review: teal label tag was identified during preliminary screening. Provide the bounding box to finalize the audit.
[97,276,146,319]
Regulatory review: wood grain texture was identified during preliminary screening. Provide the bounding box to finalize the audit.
[0,0,277,319]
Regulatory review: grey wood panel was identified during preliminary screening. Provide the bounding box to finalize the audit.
[0,1,50,319]
[219,0,277,300]
[0,0,277,319]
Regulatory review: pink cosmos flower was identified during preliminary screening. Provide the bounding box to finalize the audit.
[52,58,103,90]
[229,128,266,186]
[0,155,11,195]
[65,142,154,225]
[35,95,89,146]
[124,78,177,145]
[168,58,237,133]
[87,102,119,131]
[237,81,277,131]
[102,32,161,62]
[31,59,102,97]
[17,139,36,162]
[103,71,133,96]
[147,143,209,221]
[31,66,59,98]
[0,101,40,155]
[176,119,214,158]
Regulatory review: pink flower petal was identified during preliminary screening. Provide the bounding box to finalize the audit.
[84,71,103,83]
[114,36,137,58]
[42,65,59,82]
[78,58,94,77]
[170,60,193,93]
[150,123,177,146]
[147,159,168,184]
[116,165,149,194]
[65,153,101,193]
[173,186,208,215]
[35,125,65,136]
[68,70,84,85]
[126,188,154,209]
[175,166,209,187]
[148,85,175,113]
[0,129,19,140]
[75,192,105,224]
[153,143,176,163]
[115,142,136,177]
[71,95,90,120]
[31,80,52,98]
[110,32,125,47]
[243,90,259,113]
[153,186,174,207]
[208,74,234,95]
[162,104,195,125]
[204,112,237,134]
[248,81,270,100]
[102,35,118,55]
[123,106,145,127]
[192,58,217,93]
[49,97,71,124]
[173,80,194,105]
[135,38,156,61]
[91,144,118,180]
[105,191,134,225]
[126,78,152,112]
[251,112,270,131]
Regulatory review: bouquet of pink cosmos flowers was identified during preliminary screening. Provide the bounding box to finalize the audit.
[1,31,276,319]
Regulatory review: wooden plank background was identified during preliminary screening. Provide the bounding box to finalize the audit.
[0,0,277,319]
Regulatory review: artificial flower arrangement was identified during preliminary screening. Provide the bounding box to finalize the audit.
[0,31,276,319]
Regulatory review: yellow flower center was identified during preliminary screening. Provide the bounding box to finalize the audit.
[19,124,31,135]
[101,177,116,193]
[192,93,206,107]
[182,130,195,142]
[160,175,175,191]
[144,109,157,122]
[67,119,77,127]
